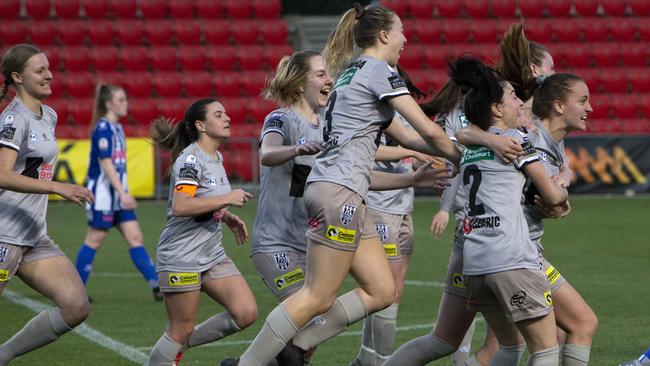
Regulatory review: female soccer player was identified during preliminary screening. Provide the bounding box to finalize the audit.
[147,99,257,366]
[0,44,94,365]
[74,83,161,301]
[221,3,459,366]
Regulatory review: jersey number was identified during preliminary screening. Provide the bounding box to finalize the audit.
[463,164,485,216]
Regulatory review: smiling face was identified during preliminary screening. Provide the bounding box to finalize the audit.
[496,82,524,129]
[301,55,334,110]
[558,81,592,132]
[197,101,231,140]
[13,53,52,100]
[383,14,407,67]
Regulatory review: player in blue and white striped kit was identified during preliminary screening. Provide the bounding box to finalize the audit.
[74,84,161,301]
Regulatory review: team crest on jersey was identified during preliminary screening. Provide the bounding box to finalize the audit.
[98,137,109,150]
[274,253,290,271]
[0,246,8,263]
[208,176,217,186]
[340,204,357,225]
[539,151,548,162]
[3,114,14,127]
[299,137,307,145]
[29,130,38,144]
[184,154,197,168]
[375,224,389,242]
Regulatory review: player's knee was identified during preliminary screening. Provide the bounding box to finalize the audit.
[393,280,405,303]
[231,303,258,330]
[61,296,90,327]
[168,322,195,343]
[578,309,598,338]
[125,233,144,247]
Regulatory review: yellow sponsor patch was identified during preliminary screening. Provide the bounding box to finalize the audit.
[168,272,199,286]
[325,225,356,245]
[0,269,9,282]
[545,265,561,285]
[451,273,466,288]
[544,290,553,306]
[383,243,398,257]
[274,268,305,290]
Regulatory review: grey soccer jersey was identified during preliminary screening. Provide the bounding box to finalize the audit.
[523,119,567,251]
[460,127,540,275]
[307,55,410,198]
[366,114,414,215]
[156,143,232,272]
[0,97,57,246]
[251,107,323,255]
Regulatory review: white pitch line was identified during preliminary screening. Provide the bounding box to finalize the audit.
[3,289,148,365]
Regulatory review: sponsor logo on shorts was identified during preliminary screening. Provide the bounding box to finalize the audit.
[375,224,389,242]
[544,290,553,306]
[308,217,320,229]
[0,247,8,263]
[325,225,356,245]
[274,268,304,290]
[462,216,501,235]
[0,269,9,282]
[545,265,561,285]
[340,204,357,226]
[509,291,527,306]
[452,273,466,288]
[168,272,199,286]
[274,253,290,271]
[383,243,398,257]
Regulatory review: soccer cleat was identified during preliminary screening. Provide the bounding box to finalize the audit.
[153,287,164,302]
[219,358,238,366]
[172,351,184,366]
[619,360,642,366]
[275,343,305,366]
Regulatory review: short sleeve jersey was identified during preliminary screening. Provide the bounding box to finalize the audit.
[156,143,232,272]
[522,119,566,251]
[307,55,410,198]
[86,118,128,211]
[365,113,414,215]
[251,108,324,255]
[460,127,540,275]
[0,97,57,246]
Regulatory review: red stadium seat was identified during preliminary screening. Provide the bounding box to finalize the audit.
[54,0,80,18]
[259,20,288,44]
[214,72,242,97]
[611,94,640,119]
[620,118,650,134]
[640,20,650,41]
[409,0,435,18]
[602,0,628,16]
[145,20,173,46]
[586,118,622,134]
[248,98,276,124]
[94,71,123,87]
[237,46,264,70]
[129,98,159,126]
[153,73,182,97]
[464,0,489,18]
[59,21,87,45]
[233,20,259,45]
[149,46,177,71]
[381,0,408,17]
[64,72,94,97]
[554,19,581,42]
[169,0,194,18]
[48,99,68,124]
[0,0,20,19]
[525,20,554,44]
[115,20,144,46]
[206,47,237,71]
[1,22,27,44]
[620,44,648,67]
[29,21,57,46]
[593,43,620,67]
[642,93,650,116]
[631,0,650,15]
[399,44,423,70]
[174,21,202,45]
[141,0,168,18]
[183,72,213,97]
[224,0,252,18]
[436,0,462,17]
[203,21,231,45]
[582,19,609,42]
[414,20,441,44]
[110,0,137,18]
[491,0,517,17]
[601,69,628,93]
[26,0,51,19]
[221,98,247,127]
[574,0,598,16]
[629,68,650,92]
[195,0,223,18]
[60,47,90,71]
[123,73,153,98]
[424,45,454,70]
[575,68,601,91]
[88,21,114,45]
[241,71,267,96]
[252,0,280,19]
[90,47,119,72]
[264,45,293,69]
[545,0,571,17]
[43,47,60,71]
[177,46,206,71]
[471,20,498,43]
[563,43,591,67]
[588,94,611,118]
[120,46,149,71]
[609,18,637,42]
[443,20,469,43]
[157,98,189,121]
[519,0,544,17]
[82,0,109,18]
[48,74,65,98]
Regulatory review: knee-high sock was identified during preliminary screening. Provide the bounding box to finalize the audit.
[292,291,367,351]
[129,246,158,288]
[0,308,72,366]
[187,312,241,348]
[527,345,560,366]
[373,303,399,365]
[383,333,456,366]
[562,344,590,366]
[487,344,525,366]
[355,315,376,365]
[239,304,299,366]
[147,333,183,366]
[452,319,475,366]
[75,243,96,284]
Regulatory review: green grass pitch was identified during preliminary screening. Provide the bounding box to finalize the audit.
[1,196,648,365]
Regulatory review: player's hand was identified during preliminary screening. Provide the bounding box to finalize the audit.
[223,212,249,245]
[119,192,137,210]
[551,174,570,188]
[413,162,453,193]
[489,135,523,164]
[227,189,253,207]
[430,210,449,239]
[54,182,95,207]
[294,141,324,156]
[534,195,572,219]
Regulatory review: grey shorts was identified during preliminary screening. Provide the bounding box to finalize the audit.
[251,250,306,301]
[541,255,567,293]
[0,238,65,286]
[465,268,553,323]
[443,244,469,299]
[157,257,241,293]
[304,182,377,252]
[369,210,414,261]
